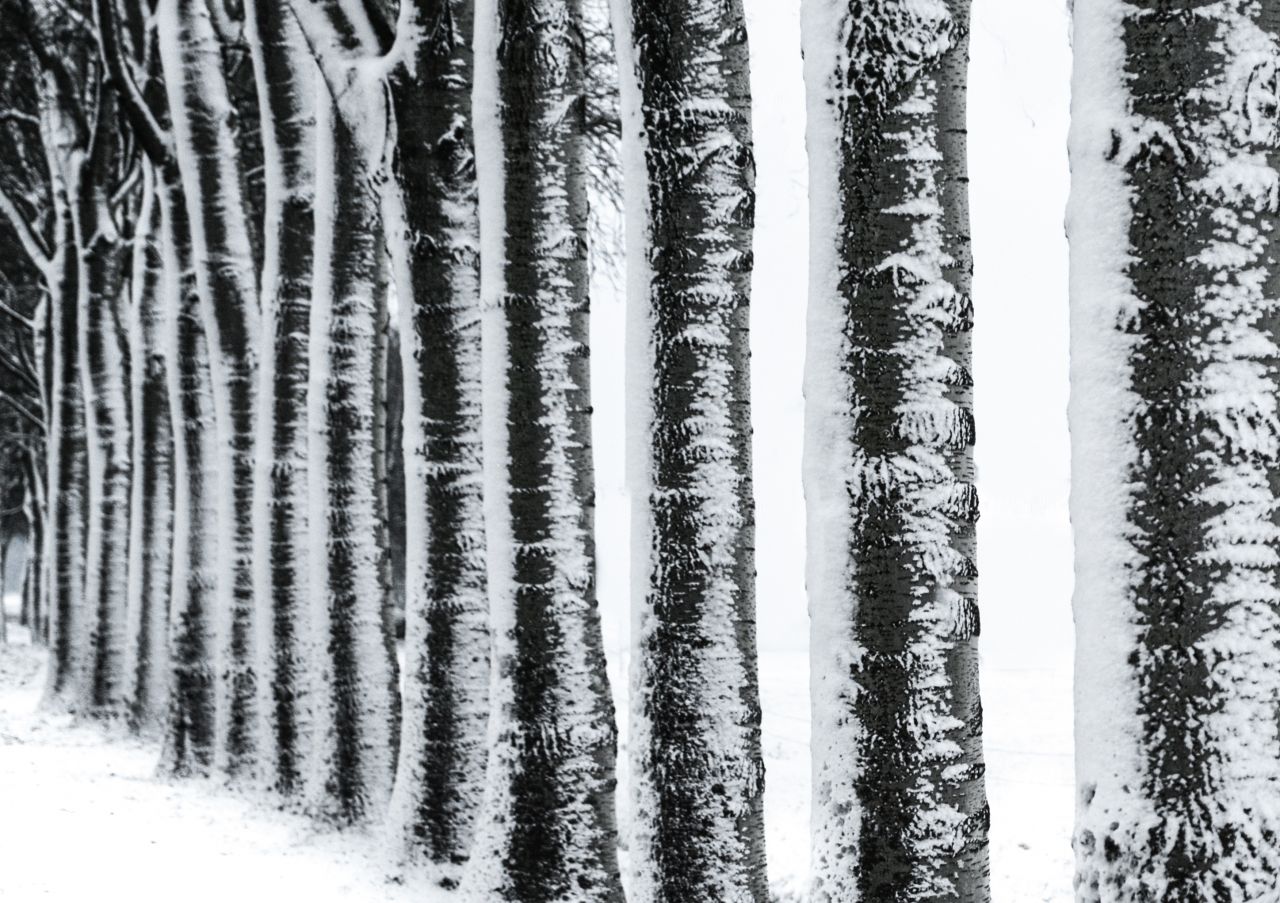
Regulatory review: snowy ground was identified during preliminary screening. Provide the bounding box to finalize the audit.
[0,622,1071,901]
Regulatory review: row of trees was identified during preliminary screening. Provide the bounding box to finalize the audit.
[0,0,993,897]
[7,0,1276,899]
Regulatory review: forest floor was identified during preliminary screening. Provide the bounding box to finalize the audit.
[0,626,1072,901]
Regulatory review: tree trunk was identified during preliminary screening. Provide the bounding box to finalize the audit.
[383,0,490,880]
[20,447,45,640]
[157,165,219,775]
[244,0,317,797]
[305,82,399,822]
[611,1,766,898]
[1,537,9,644]
[43,165,90,706]
[156,0,261,776]
[125,166,176,730]
[76,135,134,716]
[1070,2,1280,898]
[801,2,989,901]
[466,0,622,898]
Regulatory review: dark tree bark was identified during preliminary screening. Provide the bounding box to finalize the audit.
[383,0,490,880]
[1071,1,1280,898]
[612,1,766,898]
[157,165,219,775]
[244,0,317,797]
[303,81,400,823]
[43,154,91,708]
[126,167,175,730]
[156,0,261,776]
[75,93,134,714]
[802,2,989,901]
[466,0,622,898]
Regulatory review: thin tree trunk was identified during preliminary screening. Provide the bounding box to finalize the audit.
[125,166,175,729]
[611,1,765,898]
[466,0,622,898]
[305,83,399,822]
[384,0,489,879]
[244,0,317,797]
[22,447,46,643]
[1071,2,1280,898]
[157,165,219,775]
[1,537,9,644]
[156,0,261,775]
[801,2,988,901]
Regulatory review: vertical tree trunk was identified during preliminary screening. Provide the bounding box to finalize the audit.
[157,0,261,775]
[305,83,399,822]
[20,447,45,640]
[466,0,622,898]
[1070,2,1280,898]
[125,166,176,729]
[384,0,490,880]
[611,2,766,898]
[76,137,134,716]
[1,537,9,643]
[801,2,989,901]
[244,0,317,797]
[157,166,219,775]
[43,166,91,706]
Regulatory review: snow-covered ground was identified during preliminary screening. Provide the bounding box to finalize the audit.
[1,624,1071,901]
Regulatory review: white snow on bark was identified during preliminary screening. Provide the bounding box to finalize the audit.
[157,0,262,773]
[1071,1,1280,898]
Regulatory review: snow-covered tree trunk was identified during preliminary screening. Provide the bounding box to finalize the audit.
[125,166,175,729]
[244,0,317,797]
[75,113,134,715]
[1070,3,1280,898]
[610,1,766,898]
[383,0,489,879]
[801,2,989,901]
[304,80,399,822]
[43,158,91,706]
[466,0,622,897]
[21,448,45,641]
[156,0,261,775]
[158,166,220,775]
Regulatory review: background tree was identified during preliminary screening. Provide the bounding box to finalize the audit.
[1070,1,1280,898]
[801,1,989,900]
[611,0,766,899]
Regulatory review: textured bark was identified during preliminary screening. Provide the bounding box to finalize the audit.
[1070,2,1280,899]
[157,0,261,776]
[125,167,175,730]
[244,0,316,797]
[157,166,219,775]
[23,437,47,643]
[611,1,765,899]
[43,156,90,706]
[305,82,399,822]
[802,2,989,901]
[384,0,490,879]
[75,111,133,715]
[467,0,622,898]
